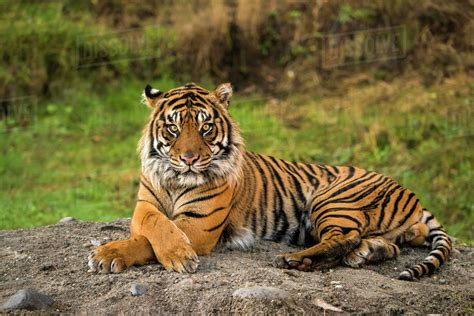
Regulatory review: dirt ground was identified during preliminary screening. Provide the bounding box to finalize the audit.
[1,219,472,314]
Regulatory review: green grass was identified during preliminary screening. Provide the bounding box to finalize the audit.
[0,76,472,243]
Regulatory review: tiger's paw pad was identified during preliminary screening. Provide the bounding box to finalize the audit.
[273,254,313,272]
[159,244,199,274]
[88,244,129,274]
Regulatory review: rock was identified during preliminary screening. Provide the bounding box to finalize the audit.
[334,285,343,289]
[2,288,54,310]
[90,239,102,247]
[439,279,447,284]
[58,217,76,224]
[130,284,147,297]
[232,286,290,300]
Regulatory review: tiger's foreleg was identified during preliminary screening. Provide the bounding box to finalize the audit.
[343,236,399,268]
[273,228,361,271]
[89,201,199,273]
[88,235,155,273]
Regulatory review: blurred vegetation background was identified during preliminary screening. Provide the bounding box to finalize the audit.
[0,0,472,243]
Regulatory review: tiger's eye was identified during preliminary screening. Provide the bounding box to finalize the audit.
[168,125,178,132]
[202,124,211,131]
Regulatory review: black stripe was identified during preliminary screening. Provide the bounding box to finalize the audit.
[312,172,379,210]
[206,209,231,232]
[297,163,316,184]
[376,182,400,228]
[260,155,288,196]
[178,186,228,208]
[173,206,225,220]
[386,188,406,228]
[140,180,166,212]
[429,228,447,234]
[424,261,436,274]
[174,185,199,204]
[319,225,343,238]
[398,197,419,227]
[166,96,187,108]
[430,251,444,263]
[427,233,449,242]
[315,174,387,211]
[317,213,363,228]
[424,214,434,223]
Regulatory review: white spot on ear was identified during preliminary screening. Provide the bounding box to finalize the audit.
[150,88,160,95]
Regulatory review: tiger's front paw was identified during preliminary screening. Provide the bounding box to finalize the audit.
[88,240,133,274]
[157,239,199,273]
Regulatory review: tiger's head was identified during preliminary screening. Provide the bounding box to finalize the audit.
[139,82,244,188]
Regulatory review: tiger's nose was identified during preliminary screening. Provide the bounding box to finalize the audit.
[180,151,199,166]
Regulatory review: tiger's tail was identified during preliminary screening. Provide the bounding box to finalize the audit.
[398,210,452,281]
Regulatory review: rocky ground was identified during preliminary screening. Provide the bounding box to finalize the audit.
[1,219,473,314]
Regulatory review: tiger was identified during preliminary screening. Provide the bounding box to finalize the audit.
[88,82,452,281]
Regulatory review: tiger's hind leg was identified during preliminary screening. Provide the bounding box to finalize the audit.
[399,222,430,247]
[273,228,361,271]
[343,237,399,268]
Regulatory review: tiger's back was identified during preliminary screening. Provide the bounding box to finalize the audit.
[223,152,420,243]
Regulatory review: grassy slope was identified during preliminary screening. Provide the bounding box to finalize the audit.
[0,75,472,243]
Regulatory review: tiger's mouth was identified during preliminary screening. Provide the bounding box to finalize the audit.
[173,163,209,175]
[182,167,200,174]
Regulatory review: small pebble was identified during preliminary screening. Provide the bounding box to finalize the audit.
[90,239,101,247]
[334,285,343,289]
[330,281,341,285]
[58,217,76,224]
[439,279,447,284]
[130,284,147,297]
[2,288,54,310]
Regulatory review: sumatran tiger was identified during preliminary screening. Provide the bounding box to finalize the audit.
[88,82,452,281]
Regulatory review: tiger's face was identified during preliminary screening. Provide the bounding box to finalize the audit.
[140,83,243,188]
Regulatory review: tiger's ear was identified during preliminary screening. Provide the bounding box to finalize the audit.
[142,84,163,108]
[212,83,233,108]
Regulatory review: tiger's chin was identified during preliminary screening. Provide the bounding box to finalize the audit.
[175,171,209,187]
